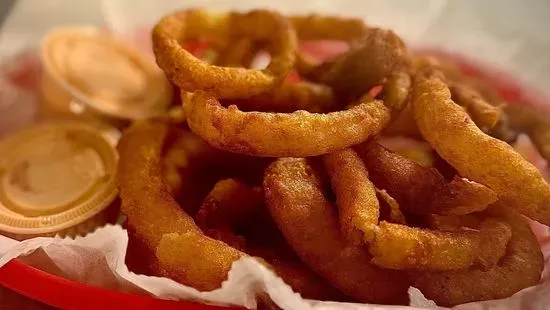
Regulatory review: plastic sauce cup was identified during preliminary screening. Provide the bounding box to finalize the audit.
[38,26,173,128]
[0,121,120,240]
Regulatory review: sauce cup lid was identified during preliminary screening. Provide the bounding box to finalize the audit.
[0,121,119,235]
[40,26,173,121]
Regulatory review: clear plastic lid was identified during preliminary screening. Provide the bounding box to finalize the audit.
[0,121,119,235]
[40,26,173,121]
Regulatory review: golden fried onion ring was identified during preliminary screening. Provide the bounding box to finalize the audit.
[505,103,550,163]
[412,208,544,306]
[414,56,501,131]
[302,28,412,110]
[321,147,509,271]
[153,9,297,99]
[195,178,344,300]
[119,121,344,300]
[355,142,497,215]
[370,219,511,271]
[323,148,379,245]
[184,91,391,157]
[264,157,409,304]
[377,189,408,225]
[412,73,550,225]
[118,120,243,290]
[449,83,501,131]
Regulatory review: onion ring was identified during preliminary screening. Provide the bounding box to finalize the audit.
[119,120,345,300]
[385,56,503,137]
[264,157,409,304]
[323,148,379,245]
[320,146,508,271]
[118,120,244,290]
[195,179,344,300]
[412,208,544,306]
[412,73,550,225]
[505,104,550,163]
[369,219,511,271]
[377,189,407,225]
[153,9,297,99]
[449,83,501,131]
[184,91,391,157]
[302,28,412,110]
[355,142,497,215]
[413,57,502,130]
[425,213,512,268]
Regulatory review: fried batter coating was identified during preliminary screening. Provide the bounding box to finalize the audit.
[425,214,511,269]
[304,28,412,110]
[320,147,503,271]
[153,9,297,99]
[323,148,379,245]
[385,56,503,137]
[184,91,391,157]
[222,81,336,113]
[505,104,550,162]
[121,121,346,301]
[427,176,498,215]
[376,189,407,225]
[156,232,243,290]
[449,83,501,131]
[355,142,497,215]
[118,120,244,291]
[196,179,344,300]
[487,112,520,144]
[369,219,511,271]
[264,158,409,304]
[412,74,550,225]
[162,128,205,200]
[412,208,543,306]
[529,125,550,162]
[415,57,502,132]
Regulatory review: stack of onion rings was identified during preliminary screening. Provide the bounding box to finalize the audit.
[153,9,297,99]
[183,91,390,157]
[412,73,550,226]
[116,8,550,308]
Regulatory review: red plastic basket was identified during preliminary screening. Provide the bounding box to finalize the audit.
[0,259,239,310]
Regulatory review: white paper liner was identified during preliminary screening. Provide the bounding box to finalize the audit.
[0,222,549,310]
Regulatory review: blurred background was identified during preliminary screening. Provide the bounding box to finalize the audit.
[1,0,549,93]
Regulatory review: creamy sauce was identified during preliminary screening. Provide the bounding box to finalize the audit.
[42,28,171,119]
